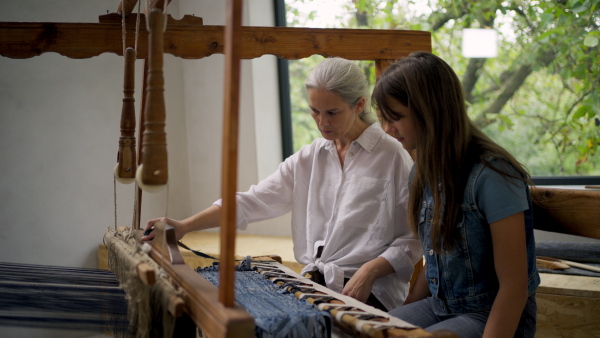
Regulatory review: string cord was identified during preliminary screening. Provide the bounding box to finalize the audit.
[131,0,141,229]
[121,4,126,54]
[163,0,169,31]
[135,0,142,51]
[114,176,118,229]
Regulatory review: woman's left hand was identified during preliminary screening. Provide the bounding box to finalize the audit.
[341,264,376,303]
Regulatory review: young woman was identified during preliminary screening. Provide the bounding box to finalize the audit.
[372,52,540,337]
[143,57,422,311]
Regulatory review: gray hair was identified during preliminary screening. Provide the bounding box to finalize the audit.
[305,57,374,124]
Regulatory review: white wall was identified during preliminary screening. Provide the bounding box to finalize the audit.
[0,0,290,274]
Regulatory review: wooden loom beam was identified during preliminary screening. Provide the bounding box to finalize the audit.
[148,222,254,338]
[530,187,600,239]
[147,222,452,338]
[219,0,243,308]
[0,18,431,61]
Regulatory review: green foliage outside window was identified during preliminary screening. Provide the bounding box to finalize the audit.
[286,0,599,176]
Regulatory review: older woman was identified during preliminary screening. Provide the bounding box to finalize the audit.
[143,57,421,311]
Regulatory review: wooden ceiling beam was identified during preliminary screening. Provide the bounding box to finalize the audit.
[0,14,431,61]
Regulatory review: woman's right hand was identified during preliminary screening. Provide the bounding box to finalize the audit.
[142,217,186,241]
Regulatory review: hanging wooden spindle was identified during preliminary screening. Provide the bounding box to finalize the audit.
[115,47,137,184]
[136,8,167,192]
[219,0,243,308]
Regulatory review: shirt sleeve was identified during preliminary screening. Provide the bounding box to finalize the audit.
[214,143,309,230]
[379,237,423,283]
[475,165,529,224]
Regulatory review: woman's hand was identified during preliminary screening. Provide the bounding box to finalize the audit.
[342,264,377,303]
[141,205,223,242]
[342,256,395,303]
[142,217,186,241]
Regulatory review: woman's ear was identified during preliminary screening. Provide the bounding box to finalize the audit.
[355,97,366,114]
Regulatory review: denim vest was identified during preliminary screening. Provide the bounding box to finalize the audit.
[418,160,540,314]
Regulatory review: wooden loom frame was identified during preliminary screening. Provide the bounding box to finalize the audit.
[3,0,598,337]
[0,1,436,337]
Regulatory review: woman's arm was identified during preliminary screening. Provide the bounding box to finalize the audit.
[342,256,394,302]
[403,262,430,305]
[142,204,222,241]
[484,211,528,338]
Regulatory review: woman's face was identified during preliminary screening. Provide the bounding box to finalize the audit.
[308,88,363,141]
[380,97,417,151]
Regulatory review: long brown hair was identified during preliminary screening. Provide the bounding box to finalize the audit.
[373,52,531,253]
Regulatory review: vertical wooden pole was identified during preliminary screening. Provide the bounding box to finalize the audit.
[134,59,149,230]
[375,59,396,77]
[219,0,243,308]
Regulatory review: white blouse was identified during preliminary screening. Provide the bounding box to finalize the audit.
[215,123,422,310]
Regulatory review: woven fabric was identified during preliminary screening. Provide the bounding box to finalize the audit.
[197,263,332,338]
[0,262,129,334]
[536,241,600,277]
[536,241,600,263]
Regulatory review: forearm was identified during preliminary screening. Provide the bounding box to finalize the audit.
[181,204,222,234]
[342,256,394,302]
[364,256,395,279]
[483,285,527,338]
[403,262,430,305]
[486,212,529,337]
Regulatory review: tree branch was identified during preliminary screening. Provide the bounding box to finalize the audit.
[462,58,487,103]
[474,63,533,127]
[474,49,557,127]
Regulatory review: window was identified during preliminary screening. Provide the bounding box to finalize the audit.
[276,0,599,184]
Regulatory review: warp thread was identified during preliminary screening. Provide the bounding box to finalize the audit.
[196,260,332,338]
[105,226,180,337]
[0,262,129,335]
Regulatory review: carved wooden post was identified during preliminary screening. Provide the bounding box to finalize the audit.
[115,47,137,184]
[136,8,168,192]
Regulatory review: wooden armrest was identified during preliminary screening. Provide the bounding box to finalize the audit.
[530,186,600,240]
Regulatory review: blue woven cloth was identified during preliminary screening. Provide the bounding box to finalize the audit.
[0,262,129,334]
[196,262,332,338]
[536,241,600,277]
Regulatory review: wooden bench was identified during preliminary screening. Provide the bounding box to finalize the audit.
[530,186,600,337]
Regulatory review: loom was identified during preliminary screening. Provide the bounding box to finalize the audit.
[0,262,129,334]
[1,0,599,337]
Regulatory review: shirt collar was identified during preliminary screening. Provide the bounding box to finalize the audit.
[356,122,384,152]
[321,122,384,153]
